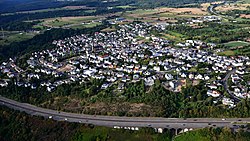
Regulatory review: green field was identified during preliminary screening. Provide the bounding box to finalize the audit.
[175,127,250,141]
[71,22,101,29]
[224,41,250,48]
[218,50,236,56]
[42,16,103,28]
[116,5,135,9]
[242,0,250,3]
[160,31,187,43]
[0,31,36,45]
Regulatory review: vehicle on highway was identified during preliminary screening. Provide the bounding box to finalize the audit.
[49,116,53,119]
[64,118,68,121]
[113,126,120,129]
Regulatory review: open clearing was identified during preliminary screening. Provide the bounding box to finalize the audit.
[41,16,103,28]
[224,41,250,48]
[101,26,117,32]
[160,31,187,43]
[240,14,250,18]
[124,7,209,23]
[155,7,208,15]
[218,50,235,56]
[240,0,250,4]
[201,3,211,11]
[57,64,75,72]
[0,31,36,45]
[215,3,250,12]
[71,22,101,29]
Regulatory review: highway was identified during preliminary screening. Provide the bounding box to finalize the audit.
[0,96,249,129]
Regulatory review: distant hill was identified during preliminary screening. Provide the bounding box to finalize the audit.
[0,0,68,14]
[0,0,221,14]
[121,0,221,8]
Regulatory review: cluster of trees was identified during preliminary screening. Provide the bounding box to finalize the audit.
[0,106,82,141]
[176,127,250,141]
[0,7,132,30]
[164,23,250,43]
[234,45,250,56]
[0,9,88,27]
[0,0,69,14]
[4,74,250,118]
[117,0,219,9]
[225,9,250,18]
[1,21,41,31]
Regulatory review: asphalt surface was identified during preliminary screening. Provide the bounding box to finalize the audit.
[222,69,240,102]
[208,1,234,19]
[0,96,249,129]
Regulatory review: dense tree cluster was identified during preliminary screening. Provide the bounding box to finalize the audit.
[225,9,250,18]
[164,23,250,43]
[176,127,250,141]
[0,8,132,30]
[0,0,69,14]
[1,21,41,31]
[129,0,219,8]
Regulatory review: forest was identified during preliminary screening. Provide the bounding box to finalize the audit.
[0,0,72,14]
[164,22,250,43]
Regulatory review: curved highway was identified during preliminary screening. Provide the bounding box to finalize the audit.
[0,96,249,129]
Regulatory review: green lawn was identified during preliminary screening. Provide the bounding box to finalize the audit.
[160,31,187,43]
[218,50,236,56]
[224,41,250,48]
[71,22,101,29]
[116,5,135,9]
[42,16,102,28]
[0,32,36,45]
[242,0,250,3]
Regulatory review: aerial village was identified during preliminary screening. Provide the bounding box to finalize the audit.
[0,21,249,108]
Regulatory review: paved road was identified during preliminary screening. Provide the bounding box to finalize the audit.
[222,69,240,102]
[0,96,249,129]
[208,1,235,20]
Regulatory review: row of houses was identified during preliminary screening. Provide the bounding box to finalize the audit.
[0,22,249,104]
